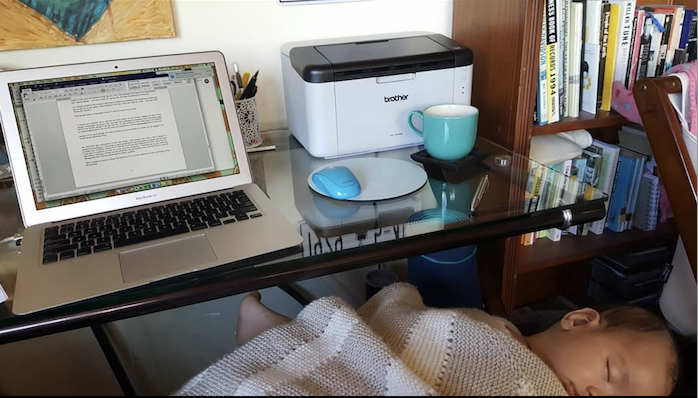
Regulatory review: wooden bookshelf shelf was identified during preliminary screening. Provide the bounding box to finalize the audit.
[517,220,678,274]
[532,111,628,136]
[452,0,689,314]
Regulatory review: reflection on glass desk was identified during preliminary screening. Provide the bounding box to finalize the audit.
[0,130,606,344]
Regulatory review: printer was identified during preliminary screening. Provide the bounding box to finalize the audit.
[281,32,473,158]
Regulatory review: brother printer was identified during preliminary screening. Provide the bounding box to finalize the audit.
[281,32,473,158]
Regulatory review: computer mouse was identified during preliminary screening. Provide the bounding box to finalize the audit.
[311,166,361,200]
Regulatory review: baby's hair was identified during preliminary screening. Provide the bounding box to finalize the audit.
[598,306,680,394]
[600,305,669,333]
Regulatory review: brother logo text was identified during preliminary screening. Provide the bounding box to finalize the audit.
[384,95,409,102]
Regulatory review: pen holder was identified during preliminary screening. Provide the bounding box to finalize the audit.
[235,95,262,148]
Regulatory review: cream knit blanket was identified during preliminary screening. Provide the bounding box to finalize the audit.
[176,283,567,396]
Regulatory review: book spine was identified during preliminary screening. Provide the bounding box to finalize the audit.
[585,0,603,44]
[561,0,570,118]
[567,156,585,235]
[577,0,587,117]
[612,1,637,85]
[634,175,651,231]
[574,157,588,198]
[639,174,660,231]
[533,165,547,211]
[646,13,666,77]
[582,0,600,114]
[597,3,611,110]
[586,156,603,199]
[673,48,686,67]
[581,151,603,235]
[579,154,594,236]
[538,9,549,126]
[522,230,535,246]
[523,164,545,245]
[627,10,644,89]
[606,156,630,232]
[561,159,574,205]
[536,166,555,239]
[601,4,621,111]
[538,164,560,238]
[590,143,620,235]
[626,157,646,230]
[582,43,601,114]
[679,9,694,50]
[665,7,684,72]
[625,11,639,87]
[542,165,557,210]
[524,162,537,212]
[530,196,540,216]
[546,0,561,123]
[656,14,674,75]
[688,11,697,63]
[548,159,573,242]
[622,156,639,231]
[537,166,556,239]
[549,164,563,208]
[636,11,652,80]
[569,2,584,118]
[619,157,637,232]
[564,158,580,205]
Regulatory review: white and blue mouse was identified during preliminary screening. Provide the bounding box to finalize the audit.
[311,166,361,200]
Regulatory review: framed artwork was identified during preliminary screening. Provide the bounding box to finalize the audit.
[0,0,175,51]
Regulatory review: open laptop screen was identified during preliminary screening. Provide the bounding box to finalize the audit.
[8,62,239,210]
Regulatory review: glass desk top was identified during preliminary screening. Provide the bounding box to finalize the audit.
[0,130,606,343]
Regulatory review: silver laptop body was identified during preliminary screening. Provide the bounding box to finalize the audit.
[0,52,303,315]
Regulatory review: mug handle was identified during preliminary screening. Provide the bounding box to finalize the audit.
[407,111,424,138]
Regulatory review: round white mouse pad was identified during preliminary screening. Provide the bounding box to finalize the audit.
[308,157,428,202]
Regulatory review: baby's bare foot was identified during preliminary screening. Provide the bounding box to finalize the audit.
[236,291,291,346]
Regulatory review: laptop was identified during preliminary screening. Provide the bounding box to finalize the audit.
[0,51,303,315]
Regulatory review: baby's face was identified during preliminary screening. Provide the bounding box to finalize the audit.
[543,328,673,396]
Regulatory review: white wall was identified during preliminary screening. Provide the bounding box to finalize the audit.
[0,1,451,394]
[0,0,453,132]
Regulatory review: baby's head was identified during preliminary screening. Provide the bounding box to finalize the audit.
[527,306,679,396]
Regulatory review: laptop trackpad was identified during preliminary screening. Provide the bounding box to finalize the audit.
[119,234,218,283]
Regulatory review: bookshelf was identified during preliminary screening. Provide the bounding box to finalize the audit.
[518,220,677,273]
[531,111,628,136]
[452,0,685,314]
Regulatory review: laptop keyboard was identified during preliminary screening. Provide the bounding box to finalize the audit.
[41,190,262,264]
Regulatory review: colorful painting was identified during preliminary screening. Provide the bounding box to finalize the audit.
[0,0,175,51]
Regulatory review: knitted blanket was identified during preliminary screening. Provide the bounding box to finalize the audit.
[176,283,567,396]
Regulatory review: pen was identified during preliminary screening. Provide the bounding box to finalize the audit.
[242,71,250,88]
[240,70,258,100]
[470,174,490,213]
[233,62,243,92]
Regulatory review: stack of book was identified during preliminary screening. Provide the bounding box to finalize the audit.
[586,245,674,312]
[522,124,664,246]
[535,0,697,125]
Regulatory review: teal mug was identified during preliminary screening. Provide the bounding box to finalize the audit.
[407,104,479,161]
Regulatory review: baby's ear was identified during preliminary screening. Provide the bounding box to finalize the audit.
[560,308,601,331]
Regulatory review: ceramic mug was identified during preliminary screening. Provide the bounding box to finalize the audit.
[407,104,479,161]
